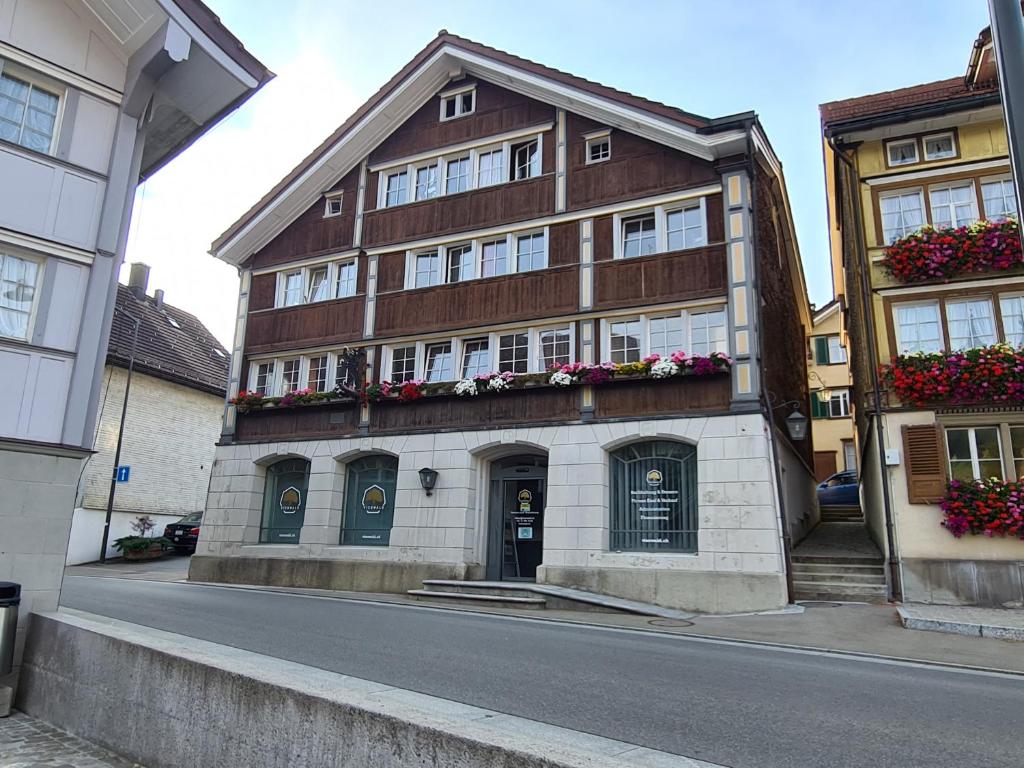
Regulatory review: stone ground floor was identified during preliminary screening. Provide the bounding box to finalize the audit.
[0,710,143,767]
[193,414,817,613]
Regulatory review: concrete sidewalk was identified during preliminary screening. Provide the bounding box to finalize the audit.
[898,604,1024,641]
[0,709,144,767]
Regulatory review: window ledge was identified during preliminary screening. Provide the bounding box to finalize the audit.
[252,294,364,314]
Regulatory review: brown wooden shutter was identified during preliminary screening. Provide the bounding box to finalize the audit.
[901,424,948,504]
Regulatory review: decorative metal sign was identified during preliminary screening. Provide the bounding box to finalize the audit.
[518,488,532,512]
[362,484,386,514]
[279,486,301,514]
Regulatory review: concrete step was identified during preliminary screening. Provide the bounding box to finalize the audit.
[419,581,542,599]
[790,571,887,586]
[820,513,865,523]
[791,554,884,566]
[790,562,886,576]
[795,589,889,603]
[793,579,888,602]
[407,589,547,609]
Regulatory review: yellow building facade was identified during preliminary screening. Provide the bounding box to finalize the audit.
[808,301,855,482]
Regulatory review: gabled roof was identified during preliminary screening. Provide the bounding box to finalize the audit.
[820,77,999,127]
[210,32,750,266]
[108,284,229,396]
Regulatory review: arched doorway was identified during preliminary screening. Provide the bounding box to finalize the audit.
[340,455,398,546]
[260,458,309,543]
[487,454,547,581]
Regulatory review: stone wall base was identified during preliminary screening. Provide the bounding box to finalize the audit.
[188,555,483,594]
[902,558,1024,608]
[537,565,788,613]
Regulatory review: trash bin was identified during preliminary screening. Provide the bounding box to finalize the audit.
[0,582,20,677]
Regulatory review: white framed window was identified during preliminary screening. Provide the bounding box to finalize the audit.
[275,260,358,308]
[384,170,409,207]
[480,238,508,278]
[648,315,684,358]
[880,189,925,243]
[440,86,475,121]
[390,346,417,383]
[447,243,475,283]
[0,251,41,341]
[476,147,505,188]
[307,355,328,392]
[585,132,611,164]
[445,156,471,194]
[516,231,546,272]
[1012,426,1024,480]
[335,260,357,298]
[946,426,1003,482]
[461,337,490,377]
[603,307,728,363]
[512,139,540,180]
[609,319,643,364]
[306,266,330,302]
[333,351,357,390]
[424,341,453,382]
[929,182,976,229]
[413,251,441,289]
[886,138,919,167]
[893,301,943,354]
[281,358,301,394]
[323,192,343,217]
[414,163,440,201]
[828,389,851,418]
[981,177,1018,221]
[622,215,657,258]
[252,361,275,396]
[923,132,956,161]
[666,201,706,251]
[537,326,572,370]
[497,332,530,374]
[0,63,61,154]
[946,297,996,350]
[281,270,304,307]
[688,308,727,356]
[827,334,847,364]
[614,199,708,259]
[1000,294,1024,347]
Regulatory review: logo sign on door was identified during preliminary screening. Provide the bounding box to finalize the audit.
[362,484,386,514]
[280,487,301,514]
[518,488,532,512]
[646,469,663,487]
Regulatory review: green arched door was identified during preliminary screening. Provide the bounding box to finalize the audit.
[341,455,398,546]
[260,458,309,543]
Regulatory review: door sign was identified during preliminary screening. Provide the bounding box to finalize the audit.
[362,484,386,514]
[518,488,532,512]
[279,486,301,514]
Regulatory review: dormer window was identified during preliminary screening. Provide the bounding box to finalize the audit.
[323,192,343,217]
[440,85,475,121]
[923,132,956,161]
[886,139,919,167]
[585,130,612,164]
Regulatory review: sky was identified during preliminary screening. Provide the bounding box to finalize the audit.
[121,0,993,346]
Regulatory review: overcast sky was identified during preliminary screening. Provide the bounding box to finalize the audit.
[121,0,992,346]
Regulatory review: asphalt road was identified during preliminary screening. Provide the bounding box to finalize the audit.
[60,576,1022,768]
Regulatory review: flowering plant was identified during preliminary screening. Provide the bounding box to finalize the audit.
[397,380,424,402]
[549,371,574,387]
[881,217,1022,283]
[650,358,679,378]
[454,379,479,397]
[486,371,516,391]
[229,390,267,413]
[940,477,1024,540]
[881,344,1024,406]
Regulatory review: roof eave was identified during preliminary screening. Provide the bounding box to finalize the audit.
[822,91,1002,138]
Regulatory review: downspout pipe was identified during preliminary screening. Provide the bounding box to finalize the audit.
[825,134,902,602]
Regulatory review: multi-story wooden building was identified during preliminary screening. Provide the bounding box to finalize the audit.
[821,23,1023,606]
[194,33,815,613]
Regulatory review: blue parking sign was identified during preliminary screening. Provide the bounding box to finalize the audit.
[116,466,130,482]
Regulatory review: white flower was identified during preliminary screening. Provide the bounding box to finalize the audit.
[549,371,574,387]
[650,359,679,378]
[454,379,478,396]
[487,376,511,392]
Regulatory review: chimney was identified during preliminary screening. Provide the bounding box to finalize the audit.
[128,263,150,300]
[154,289,165,310]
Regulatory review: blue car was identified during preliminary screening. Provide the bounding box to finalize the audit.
[817,470,859,507]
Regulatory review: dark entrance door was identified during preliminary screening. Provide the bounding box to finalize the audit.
[487,456,546,581]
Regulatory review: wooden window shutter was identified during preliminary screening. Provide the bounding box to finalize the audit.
[813,337,829,364]
[811,397,827,419]
[901,424,948,504]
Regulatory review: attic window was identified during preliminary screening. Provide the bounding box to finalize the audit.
[214,348,226,358]
[440,86,475,121]
[166,316,181,329]
[324,192,343,217]
[886,138,918,167]
[585,131,611,164]
[923,132,956,161]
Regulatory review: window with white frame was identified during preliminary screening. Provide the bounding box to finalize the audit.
[606,309,728,362]
[1012,427,1024,479]
[609,319,642,363]
[946,298,997,350]
[476,147,504,188]
[425,342,453,382]
[335,261,357,298]
[946,426,1003,482]
[828,389,851,418]
[440,86,474,121]
[445,156,471,194]
[982,178,1018,221]
[586,133,610,164]
[0,251,40,341]
[688,309,727,356]
[622,215,657,258]
[511,139,539,180]
[538,327,571,370]
[461,337,490,377]
[666,203,706,250]
[827,334,847,364]
[306,266,330,302]
[480,238,508,278]
[1000,295,1024,347]
[880,190,925,243]
[0,64,61,154]
[648,315,684,358]
[516,232,546,272]
[334,352,357,389]
[281,358,301,393]
[324,192,343,217]
[276,260,358,307]
[390,346,417,383]
[307,355,328,392]
[281,270,304,306]
[893,301,942,354]
[498,332,530,373]
[886,139,918,167]
[414,163,440,201]
[929,182,976,229]
[384,170,409,207]
[414,251,442,288]
[447,244,475,283]
[923,132,956,161]
[252,361,275,396]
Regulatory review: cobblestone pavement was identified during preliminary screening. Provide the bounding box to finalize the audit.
[0,711,144,768]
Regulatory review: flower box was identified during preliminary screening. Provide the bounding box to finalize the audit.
[941,478,1024,540]
[881,218,1022,283]
[881,344,1024,407]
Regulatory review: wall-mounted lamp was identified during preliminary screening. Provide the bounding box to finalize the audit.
[808,371,832,405]
[418,467,439,496]
[785,409,809,442]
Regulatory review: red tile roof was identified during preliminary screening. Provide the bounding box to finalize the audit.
[820,77,999,126]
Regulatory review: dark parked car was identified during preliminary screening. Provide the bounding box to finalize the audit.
[163,511,203,554]
[817,470,859,508]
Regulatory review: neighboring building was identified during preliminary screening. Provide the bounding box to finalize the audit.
[821,23,1023,606]
[0,0,269,676]
[808,300,856,481]
[67,267,229,565]
[195,33,815,614]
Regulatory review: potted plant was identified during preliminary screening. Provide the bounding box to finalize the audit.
[112,516,170,561]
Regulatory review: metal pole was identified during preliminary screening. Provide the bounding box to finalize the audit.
[989,0,1024,199]
[99,312,140,564]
